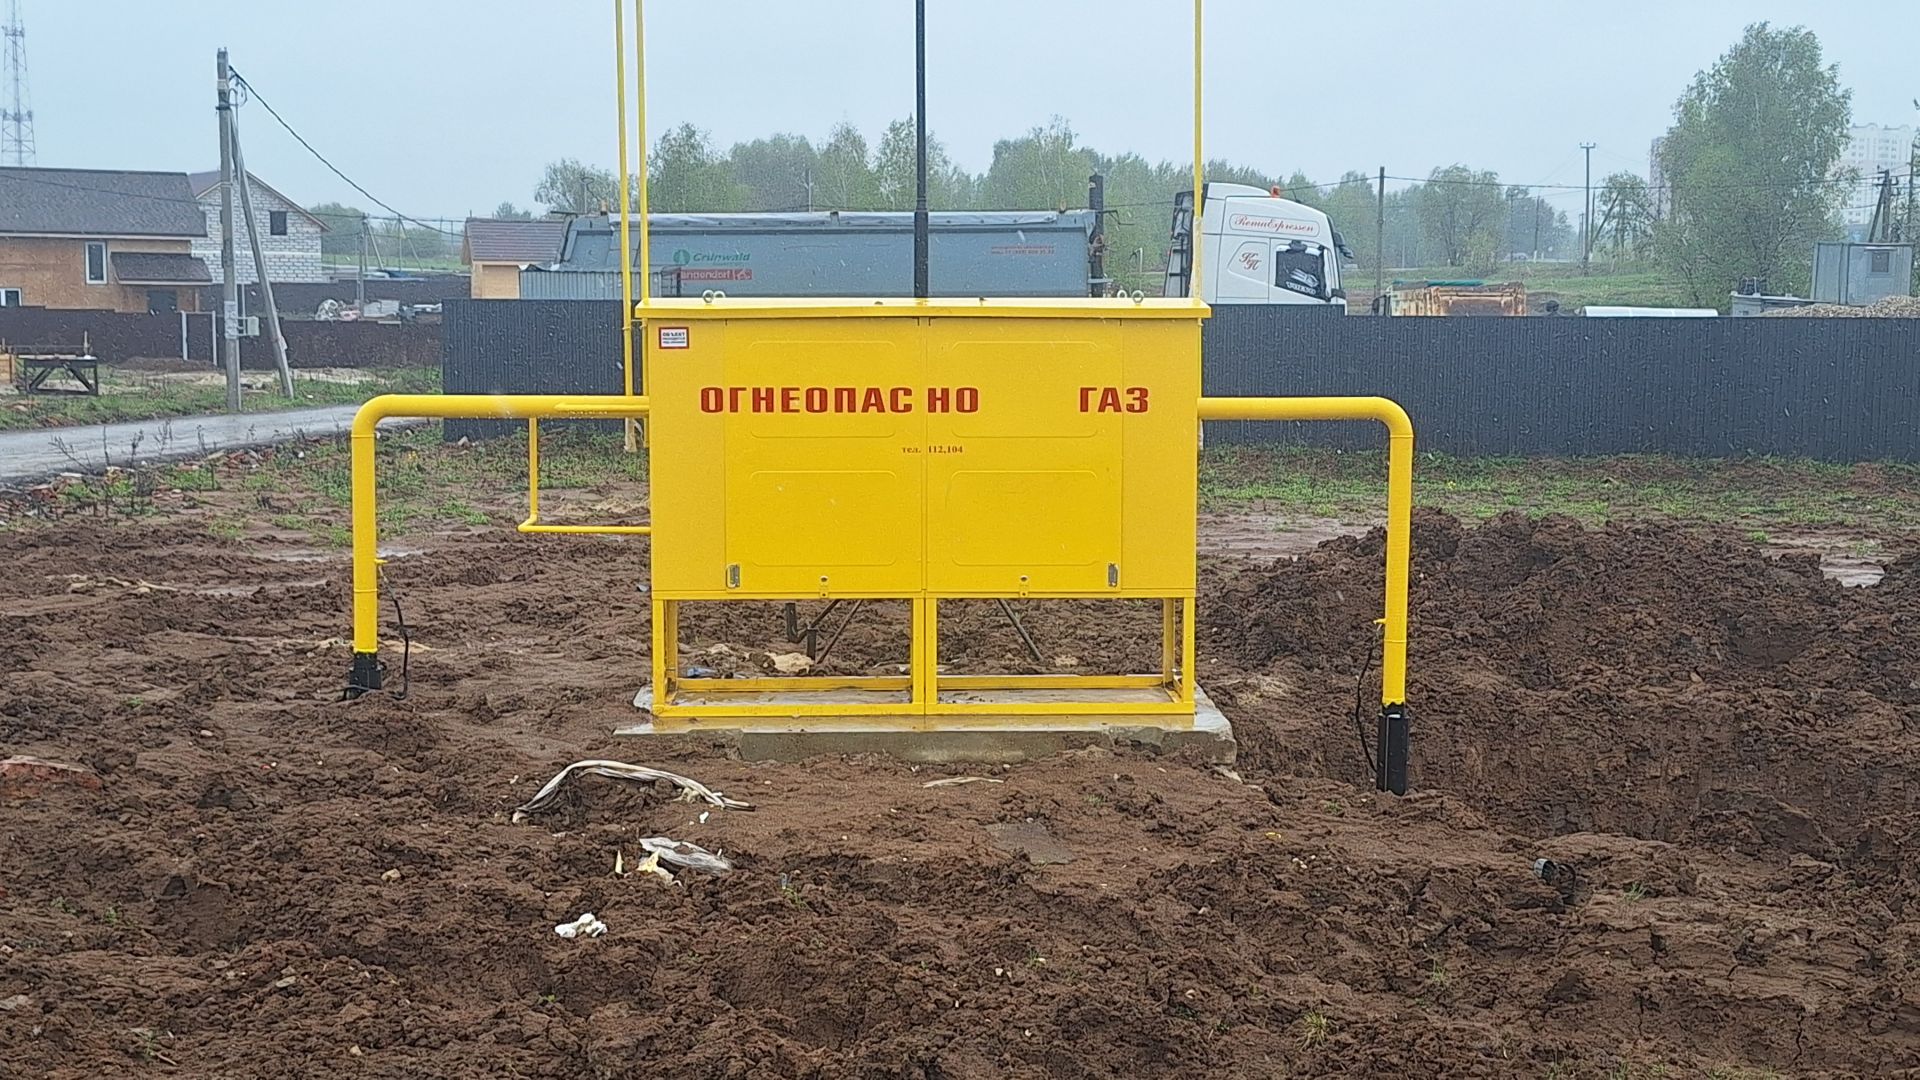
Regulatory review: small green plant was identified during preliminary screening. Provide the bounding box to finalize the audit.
[1623,881,1648,903]
[1744,529,1770,544]
[778,875,810,910]
[1426,958,1451,990]
[50,897,76,915]
[205,518,245,541]
[1297,1009,1329,1047]
[537,991,558,1005]
[104,905,122,926]
[1322,799,1344,817]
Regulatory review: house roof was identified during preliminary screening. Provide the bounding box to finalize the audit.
[186,170,330,232]
[0,167,208,237]
[464,217,568,265]
[110,252,213,285]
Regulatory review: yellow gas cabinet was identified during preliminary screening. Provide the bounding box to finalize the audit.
[643,296,1206,729]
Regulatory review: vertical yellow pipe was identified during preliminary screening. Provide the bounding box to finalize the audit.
[1380,426,1413,706]
[527,417,541,520]
[633,0,651,450]
[1190,0,1204,301]
[651,598,668,703]
[1160,598,1177,687]
[635,0,649,302]
[614,0,633,397]
[1180,596,1197,704]
[350,424,379,654]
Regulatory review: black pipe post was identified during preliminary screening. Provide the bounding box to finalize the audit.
[1087,172,1106,296]
[912,0,929,298]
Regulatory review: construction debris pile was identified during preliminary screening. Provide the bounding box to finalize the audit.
[1761,294,1920,317]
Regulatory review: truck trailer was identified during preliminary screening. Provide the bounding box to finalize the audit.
[1163,182,1353,309]
[523,210,1102,299]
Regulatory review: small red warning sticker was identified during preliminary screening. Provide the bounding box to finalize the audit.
[658,326,690,349]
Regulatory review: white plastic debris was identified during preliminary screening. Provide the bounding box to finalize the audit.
[554,913,607,939]
[638,836,733,875]
[634,850,675,884]
[511,760,753,823]
[922,776,1004,788]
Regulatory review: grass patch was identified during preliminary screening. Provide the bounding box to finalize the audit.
[238,425,647,540]
[0,367,439,431]
[1201,446,1920,534]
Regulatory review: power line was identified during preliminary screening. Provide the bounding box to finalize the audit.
[227,68,462,238]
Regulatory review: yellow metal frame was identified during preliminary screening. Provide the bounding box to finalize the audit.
[517,418,653,536]
[345,2,1415,772]
[643,594,1197,727]
[346,393,1410,729]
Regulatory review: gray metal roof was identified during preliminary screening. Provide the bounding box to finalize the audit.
[110,251,213,285]
[550,210,1095,272]
[464,218,569,264]
[0,168,207,237]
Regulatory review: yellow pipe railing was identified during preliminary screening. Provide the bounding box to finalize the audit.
[614,0,636,451]
[1194,395,1412,708]
[518,417,652,536]
[1191,0,1204,301]
[347,394,653,694]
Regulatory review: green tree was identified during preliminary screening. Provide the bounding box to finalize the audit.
[1416,165,1507,269]
[492,201,533,220]
[534,158,618,214]
[648,123,747,212]
[873,117,969,210]
[1319,172,1377,265]
[816,122,879,210]
[308,202,367,257]
[983,118,1098,209]
[1594,172,1655,259]
[727,133,818,211]
[1503,189,1572,260]
[1653,23,1852,302]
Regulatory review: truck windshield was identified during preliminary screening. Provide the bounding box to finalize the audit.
[1274,243,1329,299]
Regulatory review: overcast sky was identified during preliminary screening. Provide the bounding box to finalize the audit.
[16,1,1916,220]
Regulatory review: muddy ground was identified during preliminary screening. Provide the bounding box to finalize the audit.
[5,500,1920,1078]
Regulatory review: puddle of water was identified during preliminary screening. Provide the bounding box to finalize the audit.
[257,548,338,563]
[255,545,423,563]
[194,578,330,597]
[1760,537,1884,587]
[1199,513,1367,560]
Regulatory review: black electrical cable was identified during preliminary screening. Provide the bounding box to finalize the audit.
[1351,624,1380,782]
[387,583,412,701]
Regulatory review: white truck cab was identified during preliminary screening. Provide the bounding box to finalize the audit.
[1163,182,1350,309]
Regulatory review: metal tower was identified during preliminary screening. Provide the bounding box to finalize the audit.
[2,0,34,166]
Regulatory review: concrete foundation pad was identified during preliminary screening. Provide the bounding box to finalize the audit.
[617,686,1236,765]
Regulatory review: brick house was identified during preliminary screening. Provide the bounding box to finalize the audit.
[188,170,329,284]
[464,217,568,298]
[0,167,212,313]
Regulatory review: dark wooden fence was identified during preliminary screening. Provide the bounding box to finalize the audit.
[439,299,1920,461]
[0,306,441,369]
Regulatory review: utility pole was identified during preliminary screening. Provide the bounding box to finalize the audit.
[1374,166,1385,309]
[1580,142,1596,276]
[217,48,241,412]
[911,0,929,299]
[1532,199,1542,260]
[1087,172,1105,297]
[228,101,294,397]
[356,214,368,307]
[1,0,34,166]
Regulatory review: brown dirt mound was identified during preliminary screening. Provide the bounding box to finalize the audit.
[4,511,1920,1077]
